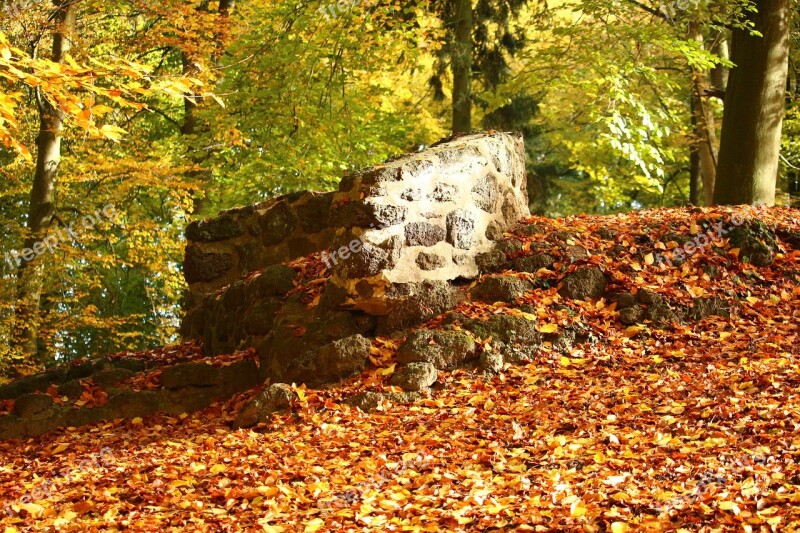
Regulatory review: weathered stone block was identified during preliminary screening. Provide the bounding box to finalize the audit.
[186,214,244,242]
[405,222,446,247]
[184,246,234,284]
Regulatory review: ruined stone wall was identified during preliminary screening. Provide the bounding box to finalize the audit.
[325,131,528,313]
[183,191,336,305]
[181,132,530,368]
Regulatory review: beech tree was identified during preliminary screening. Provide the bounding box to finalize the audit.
[714,0,791,205]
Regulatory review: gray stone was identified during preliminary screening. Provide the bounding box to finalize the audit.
[485,221,505,241]
[518,224,545,236]
[59,379,84,399]
[13,393,55,418]
[480,351,504,374]
[162,386,221,414]
[390,363,438,391]
[475,249,508,274]
[730,221,776,267]
[0,415,25,440]
[617,292,637,309]
[244,300,282,336]
[159,362,221,390]
[470,275,533,303]
[446,209,476,250]
[285,334,373,386]
[430,183,457,202]
[248,265,297,299]
[91,368,136,388]
[397,330,477,369]
[619,305,644,325]
[400,188,422,201]
[376,281,461,335]
[287,236,318,257]
[294,193,334,234]
[647,303,678,327]
[334,202,407,229]
[636,290,663,306]
[472,174,500,212]
[260,201,297,246]
[112,358,147,373]
[559,268,608,300]
[461,315,541,346]
[105,390,162,419]
[416,252,447,270]
[333,236,401,279]
[186,214,244,242]
[405,222,446,247]
[513,253,556,273]
[233,384,294,428]
[183,246,234,284]
[345,391,421,413]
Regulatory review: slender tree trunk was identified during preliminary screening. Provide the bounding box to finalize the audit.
[714,0,790,206]
[451,0,472,133]
[688,22,718,205]
[12,1,77,364]
[689,98,703,206]
[710,33,729,94]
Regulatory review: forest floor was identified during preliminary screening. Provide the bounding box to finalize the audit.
[1,205,799,532]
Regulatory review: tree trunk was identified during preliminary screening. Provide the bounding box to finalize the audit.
[714,0,790,206]
[688,21,718,205]
[689,98,703,206]
[451,0,472,133]
[12,1,77,364]
[710,33,729,94]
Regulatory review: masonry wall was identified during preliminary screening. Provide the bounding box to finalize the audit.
[181,132,530,361]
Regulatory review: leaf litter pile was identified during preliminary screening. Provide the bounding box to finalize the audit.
[1,206,799,532]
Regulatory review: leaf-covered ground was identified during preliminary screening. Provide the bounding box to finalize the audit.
[1,206,799,532]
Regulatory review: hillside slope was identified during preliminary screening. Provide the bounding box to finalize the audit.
[1,206,799,532]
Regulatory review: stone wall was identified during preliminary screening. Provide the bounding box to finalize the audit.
[183,191,336,305]
[184,132,527,306]
[0,349,261,439]
[325,131,528,313]
[181,132,530,376]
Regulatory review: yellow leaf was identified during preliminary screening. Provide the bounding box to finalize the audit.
[303,518,326,532]
[624,325,645,337]
[719,501,741,514]
[560,356,571,367]
[719,331,731,340]
[520,312,537,321]
[538,323,558,333]
[611,522,631,533]
[131,417,143,425]
[377,364,396,376]
[630,262,642,271]
[52,443,69,455]
[569,499,586,517]
[644,253,654,265]
[209,464,226,476]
